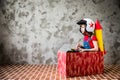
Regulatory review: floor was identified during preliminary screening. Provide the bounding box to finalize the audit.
[0,64,120,80]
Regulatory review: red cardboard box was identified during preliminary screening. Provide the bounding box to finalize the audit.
[57,51,104,77]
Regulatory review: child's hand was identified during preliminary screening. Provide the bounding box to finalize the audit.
[80,48,85,52]
[76,43,81,50]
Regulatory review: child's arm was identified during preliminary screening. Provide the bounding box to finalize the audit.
[80,41,98,52]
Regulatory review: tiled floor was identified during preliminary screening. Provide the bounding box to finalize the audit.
[0,64,120,80]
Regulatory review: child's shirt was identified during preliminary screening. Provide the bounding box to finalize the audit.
[83,35,97,49]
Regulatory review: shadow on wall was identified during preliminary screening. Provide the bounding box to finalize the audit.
[111,0,120,64]
[0,43,12,65]
[0,0,14,65]
[103,0,120,64]
[0,0,28,65]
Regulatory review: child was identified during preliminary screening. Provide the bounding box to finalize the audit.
[76,18,98,52]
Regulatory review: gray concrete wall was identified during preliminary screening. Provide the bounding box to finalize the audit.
[0,0,120,64]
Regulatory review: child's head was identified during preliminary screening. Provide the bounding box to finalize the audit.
[77,20,86,34]
[77,18,95,36]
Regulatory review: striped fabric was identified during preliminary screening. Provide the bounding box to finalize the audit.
[0,64,120,80]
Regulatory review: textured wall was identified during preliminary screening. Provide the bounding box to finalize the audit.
[0,0,120,64]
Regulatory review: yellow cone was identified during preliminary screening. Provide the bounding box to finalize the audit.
[95,20,105,54]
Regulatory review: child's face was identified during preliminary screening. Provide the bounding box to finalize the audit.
[80,24,86,34]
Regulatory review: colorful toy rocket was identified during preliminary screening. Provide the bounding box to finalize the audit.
[95,19,106,54]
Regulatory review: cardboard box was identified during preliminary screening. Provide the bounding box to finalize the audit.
[57,51,104,77]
